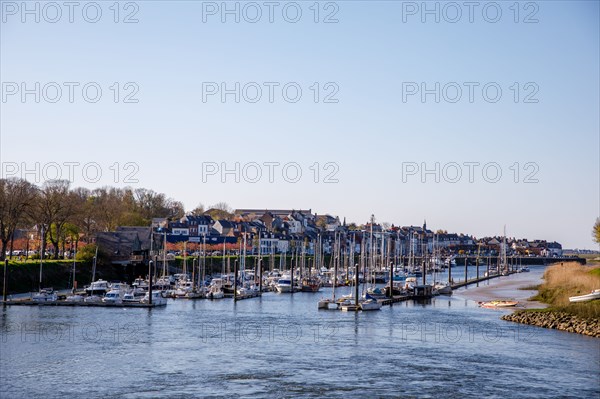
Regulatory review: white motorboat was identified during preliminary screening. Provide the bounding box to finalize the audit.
[102,290,123,304]
[185,288,205,299]
[132,278,149,290]
[102,282,128,304]
[207,279,225,299]
[359,299,382,311]
[275,275,293,293]
[174,280,194,298]
[153,277,171,290]
[569,289,600,303]
[237,284,259,297]
[123,287,146,303]
[434,282,453,295]
[208,286,225,299]
[84,295,102,303]
[32,288,57,302]
[318,298,338,310]
[85,279,110,296]
[65,294,84,302]
[141,291,167,306]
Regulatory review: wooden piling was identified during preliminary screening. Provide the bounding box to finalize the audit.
[2,259,7,303]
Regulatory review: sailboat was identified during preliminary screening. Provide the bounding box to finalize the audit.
[500,227,509,275]
[84,246,106,302]
[432,236,452,295]
[31,227,57,302]
[154,232,171,291]
[65,246,84,302]
[318,233,339,309]
[359,223,381,311]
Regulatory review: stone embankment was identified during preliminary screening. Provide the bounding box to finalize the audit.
[502,311,600,338]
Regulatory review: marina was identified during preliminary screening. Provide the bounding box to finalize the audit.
[2,1,598,397]
[1,265,599,399]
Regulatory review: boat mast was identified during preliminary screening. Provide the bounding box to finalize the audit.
[91,245,98,283]
[201,233,206,291]
[332,233,337,302]
[72,244,77,293]
[162,231,167,278]
[38,226,44,292]
[222,240,226,277]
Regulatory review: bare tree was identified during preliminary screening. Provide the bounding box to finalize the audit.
[166,200,185,220]
[206,202,233,220]
[31,180,78,259]
[189,203,205,216]
[0,178,37,260]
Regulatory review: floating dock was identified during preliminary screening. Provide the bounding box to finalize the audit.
[2,300,165,308]
[378,294,412,306]
[223,292,262,300]
[450,271,517,290]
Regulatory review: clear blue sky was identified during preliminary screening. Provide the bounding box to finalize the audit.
[1,1,599,249]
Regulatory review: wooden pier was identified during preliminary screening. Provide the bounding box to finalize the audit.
[2,300,164,308]
[450,271,516,290]
[225,292,262,301]
[378,295,412,306]
[452,255,585,266]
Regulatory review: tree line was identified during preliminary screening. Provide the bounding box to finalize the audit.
[0,178,190,260]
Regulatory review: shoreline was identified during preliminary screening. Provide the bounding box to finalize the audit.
[458,263,599,338]
[453,268,547,309]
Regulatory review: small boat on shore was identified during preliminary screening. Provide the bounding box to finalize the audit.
[569,289,600,303]
[479,300,518,308]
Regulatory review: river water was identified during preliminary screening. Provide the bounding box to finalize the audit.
[1,266,599,398]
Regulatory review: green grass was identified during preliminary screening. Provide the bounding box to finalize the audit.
[530,262,600,319]
[4,259,81,266]
[589,268,600,277]
[518,284,540,291]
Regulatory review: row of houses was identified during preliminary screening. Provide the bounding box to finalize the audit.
[93,209,562,265]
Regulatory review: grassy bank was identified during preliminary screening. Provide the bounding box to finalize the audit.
[501,262,600,337]
[530,262,600,319]
[0,260,145,295]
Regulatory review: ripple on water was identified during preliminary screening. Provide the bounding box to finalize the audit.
[1,286,599,399]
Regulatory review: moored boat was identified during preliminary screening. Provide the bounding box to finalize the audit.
[301,276,321,292]
[275,275,293,293]
[102,290,123,304]
[569,289,600,303]
[479,300,518,308]
[433,282,452,295]
[123,287,146,303]
[32,288,57,302]
[85,279,110,296]
[318,298,338,310]
[359,299,382,311]
[65,294,84,302]
[141,291,167,306]
[84,295,102,303]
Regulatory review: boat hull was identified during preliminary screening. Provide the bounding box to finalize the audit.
[569,290,600,303]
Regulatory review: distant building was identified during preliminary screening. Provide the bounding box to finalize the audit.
[96,226,155,265]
